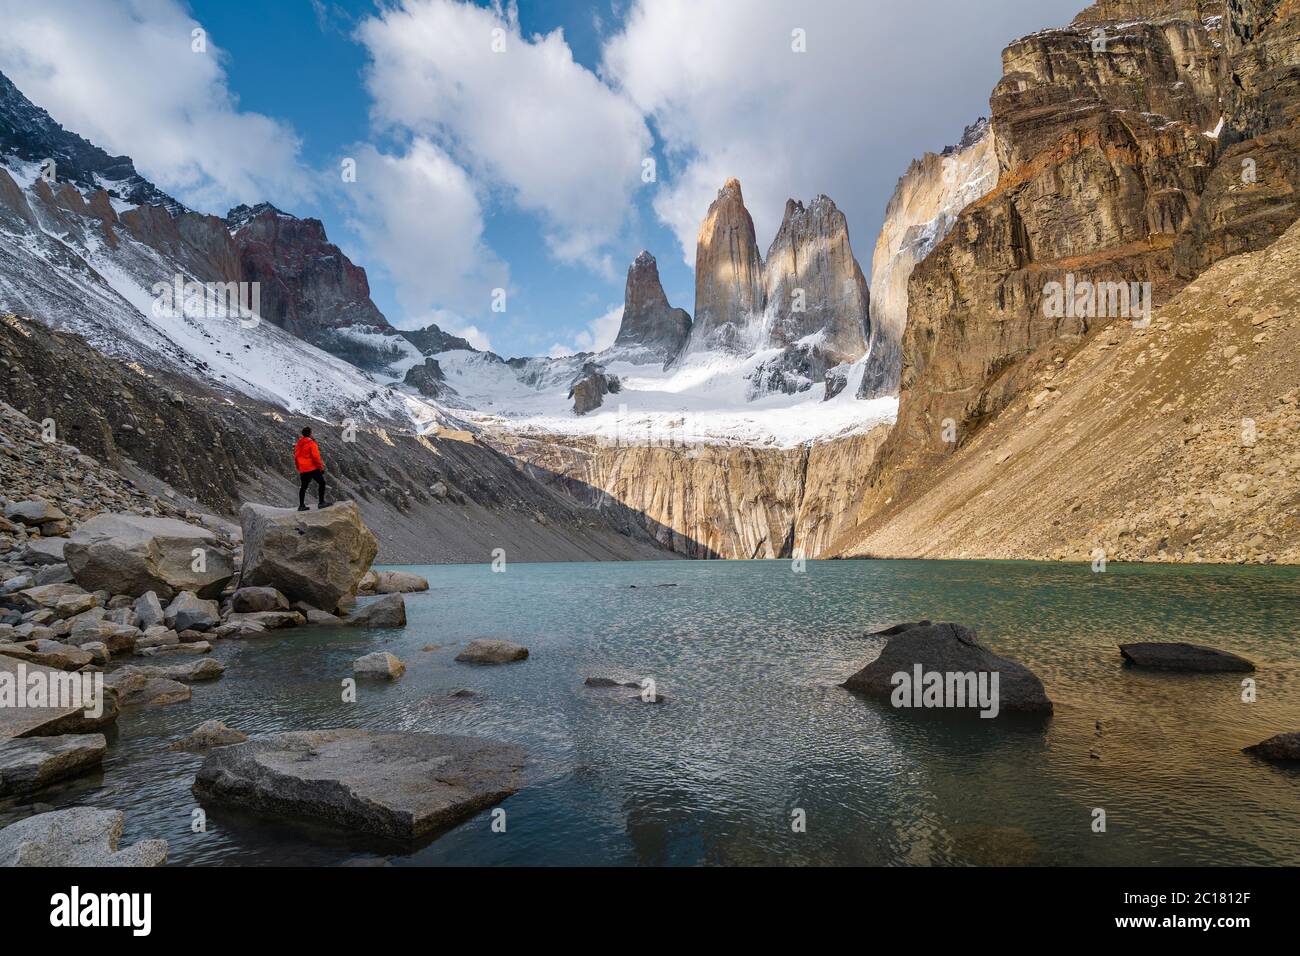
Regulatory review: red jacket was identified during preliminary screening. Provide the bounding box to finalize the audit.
[294,436,324,473]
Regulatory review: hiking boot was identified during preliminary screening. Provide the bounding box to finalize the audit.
[317,500,332,509]
[297,505,310,512]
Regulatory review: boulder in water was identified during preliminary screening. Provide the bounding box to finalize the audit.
[64,513,235,600]
[1119,642,1255,672]
[1242,732,1300,762]
[238,501,378,612]
[344,593,406,629]
[353,651,406,680]
[168,719,248,752]
[192,729,526,840]
[842,621,1053,716]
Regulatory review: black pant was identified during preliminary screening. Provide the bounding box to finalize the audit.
[299,469,325,508]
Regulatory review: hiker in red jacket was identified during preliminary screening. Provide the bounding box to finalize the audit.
[294,426,329,511]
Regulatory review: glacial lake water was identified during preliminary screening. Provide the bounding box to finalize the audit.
[7,559,1299,866]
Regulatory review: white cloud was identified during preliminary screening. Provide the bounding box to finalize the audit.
[357,0,653,268]
[602,0,1084,267]
[340,140,508,337]
[0,0,309,213]
[548,303,623,356]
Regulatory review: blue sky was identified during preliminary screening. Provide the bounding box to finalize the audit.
[0,0,1086,358]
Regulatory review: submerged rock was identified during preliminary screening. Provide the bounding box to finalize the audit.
[192,729,526,840]
[239,501,378,612]
[0,733,106,797]
[168,719,248,753]
[455,639,528,664]
[0,807,167,866]
[1119,642,1256,673]
[842,621,1053,715]
[1243,732,1300,763]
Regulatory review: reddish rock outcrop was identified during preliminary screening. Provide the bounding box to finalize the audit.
[685,178,765,356]
[226,203,402,370]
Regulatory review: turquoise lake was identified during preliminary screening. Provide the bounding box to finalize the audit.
[8,558,1299,866]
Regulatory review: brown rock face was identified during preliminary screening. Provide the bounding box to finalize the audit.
[686,178,765,356]
[226,203,401,371]
[762,195,870,366]
[613,251,692,362]
[866,0,1299,509]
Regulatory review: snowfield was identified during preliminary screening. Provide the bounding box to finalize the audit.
[421,344,897,448]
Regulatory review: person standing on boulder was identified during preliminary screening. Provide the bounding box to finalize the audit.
[294,426,329,511]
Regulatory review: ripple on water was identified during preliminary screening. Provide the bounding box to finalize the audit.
[10,559,1297,866]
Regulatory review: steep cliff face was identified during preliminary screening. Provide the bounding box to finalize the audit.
[686,177,765,356]
[763,195,870,365]
[612,250,692,362]
[831,0,1300,562]
[831,215,1300,564]
[866,119,998,398]
[226,203,409,372]
[491,428,888,560]
[867,0,1297,511]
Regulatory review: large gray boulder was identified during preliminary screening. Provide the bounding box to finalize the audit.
[0,807,167,866]
[841,621,1053,716]
[238,501,378,612]
[1119,642,1256,672]
[192,730,526,840]
[64,513,235,600]
[0,733,106,797]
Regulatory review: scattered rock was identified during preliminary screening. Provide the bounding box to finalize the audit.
[353,651,406,680]
[114,658,224,682]
[164,591,219,632]
[0,807,167,866]
[192,729,526,840]
[0,733,106,796]
[225,610,304,630]
[103,671,192,708]
[133,591,165,628]
[1119,642,1256,672]
[455,639,528,664]
[230,586,290,613]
